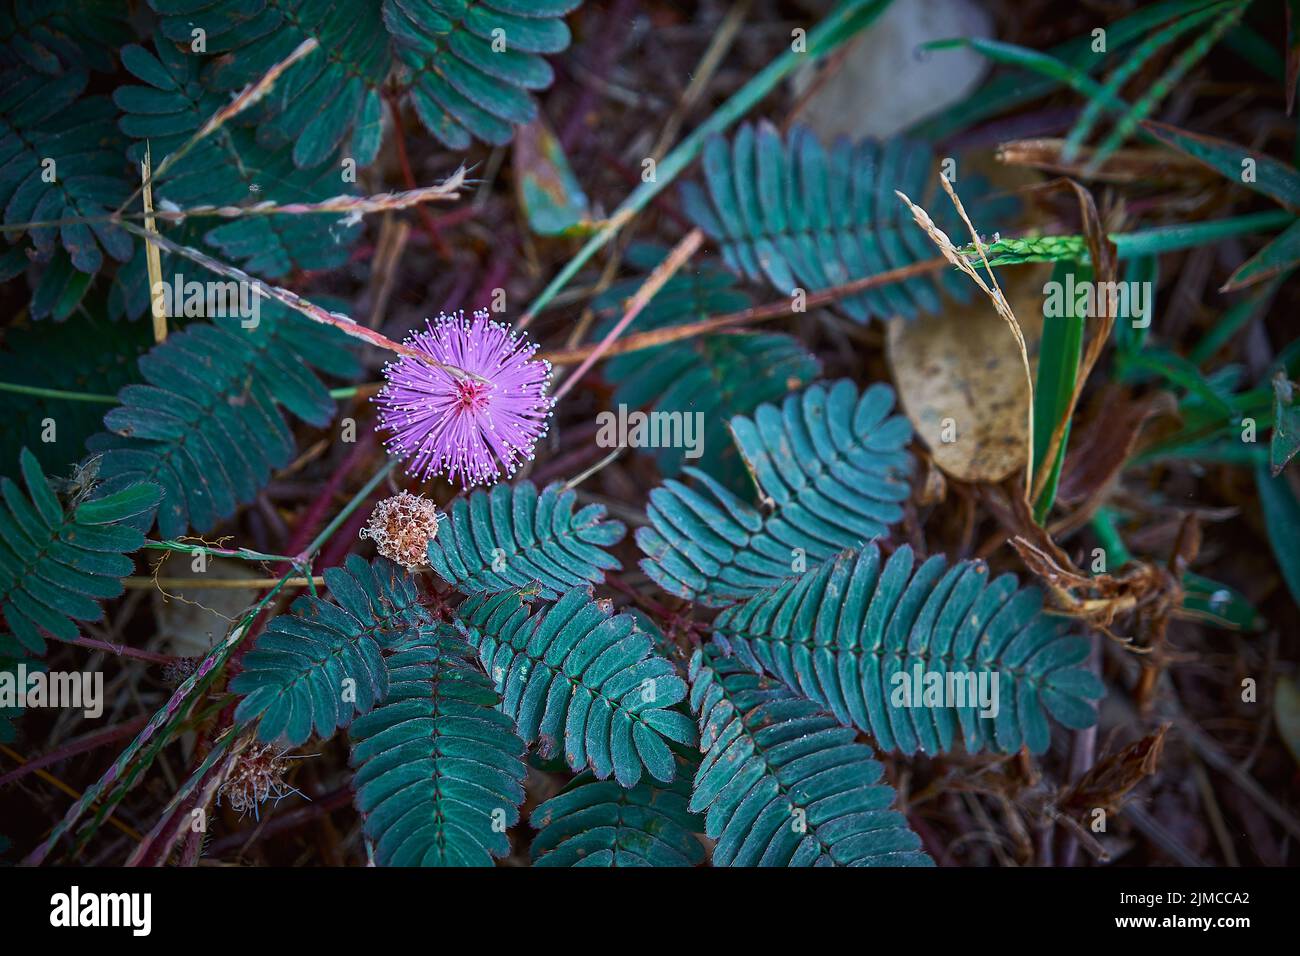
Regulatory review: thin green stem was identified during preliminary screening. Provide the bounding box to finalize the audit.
[1112,210,1296,258]
[0,382,118,403]
[143,540,299,564]
[299,459,396,561]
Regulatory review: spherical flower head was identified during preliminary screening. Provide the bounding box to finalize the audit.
[218,744,301,820]
[359,491,439,569]
[374,309,553,486]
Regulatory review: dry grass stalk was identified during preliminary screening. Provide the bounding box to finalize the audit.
[896,178,1035,501]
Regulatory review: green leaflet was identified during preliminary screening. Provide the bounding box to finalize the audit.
[1137,120,1300,291]
[425,480,625,600]
[149,0,389,168]
[88,303,358,538]
[1142,121,1300,213]
[1062,2,1233,165]
[637,379,913,604]
[0,68,131,279]
[530,761,705,867]
[514,116,591,236]
[689,644,932,866]
[1272,373,1300,476]
[913,0,1209,141]
[681,121,1013,323]
[1082,0,1247,172]
[0,449,160,655]
[349,627,528,867]
[595,247,820,491]
[387,0,582,150]
[231,556,429,746]
[1,2,132,283]
[147,0,584,157]
[1223,218,1300,291]
[113,32,361,308]
[1032,261,1086,523]
[454,586,698,788]
[0,0,132,74]
[712,544,1103,755]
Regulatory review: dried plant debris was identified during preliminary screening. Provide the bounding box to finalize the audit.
[359,492,440,570]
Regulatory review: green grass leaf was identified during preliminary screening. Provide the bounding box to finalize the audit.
[1255,464,1300,610]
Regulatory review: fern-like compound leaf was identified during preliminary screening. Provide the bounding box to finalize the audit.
[0,449,160,655]
[88,304,357,538]
[147,2,389,168]
[682,121,1011,323]
[455,586,698,788]
[114,33,361,298]
[231,556,430,747]
[530,763,705,867]
[637,379,912,604]
[349,628,528,867]
[425,480,625,600]
[689,644,932,867]
[386,0,582,150]
[0,0,133,75]
[713,544,1104,755]
[0,68,131,279]
[595,247,820,491]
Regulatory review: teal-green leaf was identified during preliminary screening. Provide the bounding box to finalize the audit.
[455,587,695,785]
[231,557,429,746]
[426,481,624,599]
[531,763,705,867]
[712,544,1101,755]
[688,644,932,866]
[0,450,160,656]
[349,627,528,867]
[637,379,912,603]
[682,122,1015,323]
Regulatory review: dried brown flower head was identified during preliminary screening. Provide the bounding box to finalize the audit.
[358,491,439,569]
[219,743,301,820]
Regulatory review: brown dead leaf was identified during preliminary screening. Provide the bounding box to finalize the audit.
[997,137,1211,185]
[1059,725,1170,816]
[1055,386,1178,509]
[887,265,1047,483]
[1010,532,1181,657]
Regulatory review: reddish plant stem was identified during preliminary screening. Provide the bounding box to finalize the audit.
[540,255,949,366]
[386,91,452,259]
[0,715,148,788]
[51,634,179,665]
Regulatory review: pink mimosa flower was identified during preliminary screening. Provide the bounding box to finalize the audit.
[374,309,553,486]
